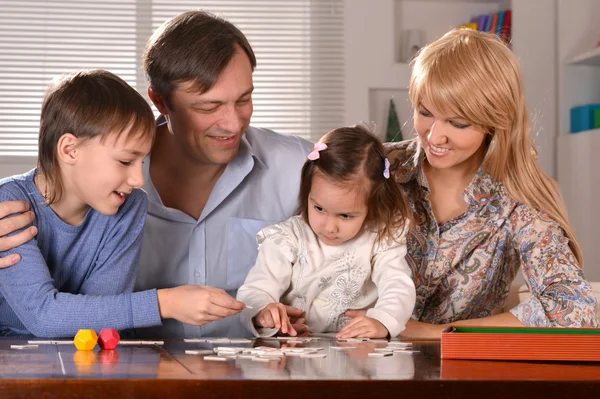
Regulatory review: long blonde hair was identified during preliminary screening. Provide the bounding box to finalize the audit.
[408,29,583,266]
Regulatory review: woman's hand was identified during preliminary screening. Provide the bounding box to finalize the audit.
[399,320,450,340]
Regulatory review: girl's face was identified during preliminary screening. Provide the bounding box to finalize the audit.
[307,173,368,246]
[413,100,487,172]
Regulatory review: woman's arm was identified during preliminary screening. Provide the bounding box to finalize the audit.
[399,313,524,340]
[509,208,598,327]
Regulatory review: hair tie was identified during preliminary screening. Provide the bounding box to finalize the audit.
[307,143,328,160]
[383,158,390,179]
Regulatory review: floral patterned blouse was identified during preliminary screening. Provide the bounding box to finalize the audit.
[385,140,598,327]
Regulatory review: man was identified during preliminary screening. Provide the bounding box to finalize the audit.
[0,11,312,338]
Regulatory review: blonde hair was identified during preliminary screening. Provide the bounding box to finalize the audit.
[408,29,583,266]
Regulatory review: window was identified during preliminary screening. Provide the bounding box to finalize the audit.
[0,0,344,157]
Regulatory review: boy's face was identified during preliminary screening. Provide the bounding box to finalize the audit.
[155,46,254,167]
[69,130,152,216]
[307,173,368,246]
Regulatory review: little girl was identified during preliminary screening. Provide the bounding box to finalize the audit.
[0,70,244,337]
[237,125,416,338]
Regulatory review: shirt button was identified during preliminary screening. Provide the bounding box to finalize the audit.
[194,270,201,277]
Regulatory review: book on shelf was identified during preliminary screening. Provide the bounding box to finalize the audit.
[441,326,600,362]
[463,10,511,44]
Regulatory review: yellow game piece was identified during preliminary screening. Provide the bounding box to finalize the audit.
[74,329,98,351]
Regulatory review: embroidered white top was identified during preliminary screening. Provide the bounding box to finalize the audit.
[237,215,416,337]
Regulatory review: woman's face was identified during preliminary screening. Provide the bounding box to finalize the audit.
[413,99,487,172]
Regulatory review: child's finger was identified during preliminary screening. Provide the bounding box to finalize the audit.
[278,306,290,333]
[337,316,363,337]
[260,310,275,328]
[340,321,369,338]
[285,316,297,336]
[270,307,282,329]
[338,319,368,338]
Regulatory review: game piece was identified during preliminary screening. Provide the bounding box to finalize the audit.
[204,355,233,362]
[301,353,327,358]
[74,329,98,351]
[229,339,252,344]
[98,329,120,350]
[368,352,393,357]
[207,338,231,344]
[11,344,38,350]
[185,350,214,355]
[28,340,73,345]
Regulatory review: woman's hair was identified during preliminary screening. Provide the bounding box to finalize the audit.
[409,28,583,265]
[297,124,411,244]
[38,69,156,204]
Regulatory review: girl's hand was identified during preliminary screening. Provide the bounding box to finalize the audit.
[336,315,389,339]
[253,303,298,336]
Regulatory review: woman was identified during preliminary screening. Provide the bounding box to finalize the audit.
[350,29,598,338]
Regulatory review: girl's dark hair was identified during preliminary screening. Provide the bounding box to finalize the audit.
[297,124,411,244]
[38,69,156,204]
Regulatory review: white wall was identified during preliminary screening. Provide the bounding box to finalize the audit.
[556,0,600,280]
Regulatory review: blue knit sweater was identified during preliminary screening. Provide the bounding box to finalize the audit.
[0,169,161,337]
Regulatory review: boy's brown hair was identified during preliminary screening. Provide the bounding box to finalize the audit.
[38,69,155,204]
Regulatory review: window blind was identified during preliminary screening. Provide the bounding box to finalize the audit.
[0,0,344,157]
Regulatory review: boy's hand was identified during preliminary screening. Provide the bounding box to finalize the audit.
[253,303,299,336]
[157,285,245,326]
[336,315,389,339]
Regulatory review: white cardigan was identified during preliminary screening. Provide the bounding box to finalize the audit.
[237,215,416,337]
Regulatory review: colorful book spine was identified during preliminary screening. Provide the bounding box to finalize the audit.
[495,11,505,36]
[489,13,498,33]
[501,9,512,43]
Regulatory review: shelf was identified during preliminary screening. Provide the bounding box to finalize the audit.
[568,47,600,66]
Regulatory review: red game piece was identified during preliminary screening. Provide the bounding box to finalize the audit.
[98,329,120,350]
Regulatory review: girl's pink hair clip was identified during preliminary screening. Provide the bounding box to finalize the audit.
[307,142,328,160]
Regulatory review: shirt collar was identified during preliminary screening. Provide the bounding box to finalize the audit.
[411,142,504,210]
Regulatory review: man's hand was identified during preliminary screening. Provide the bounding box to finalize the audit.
[253,303,302,336]
[0,201,37,268]
[157,285,245,326]
[336,315,389,339]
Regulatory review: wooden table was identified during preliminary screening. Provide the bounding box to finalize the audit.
[1,337,600,398]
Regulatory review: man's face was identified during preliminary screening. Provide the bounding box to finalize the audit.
[158,47,254,166]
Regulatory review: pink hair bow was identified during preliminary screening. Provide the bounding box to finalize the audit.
[307,142,328,160]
